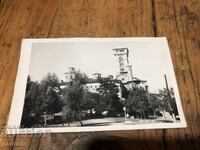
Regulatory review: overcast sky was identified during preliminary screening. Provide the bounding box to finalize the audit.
[29,39,176,93]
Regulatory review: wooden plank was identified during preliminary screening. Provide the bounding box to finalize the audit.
[0,0,59,149]
[37,134,52,150]
[49,0,154,37]
[154,0,200,149]
[28,135,41,150]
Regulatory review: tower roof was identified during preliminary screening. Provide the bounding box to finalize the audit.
[113,48,129,57]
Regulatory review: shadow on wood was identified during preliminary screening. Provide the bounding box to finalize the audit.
[67,135,162,150]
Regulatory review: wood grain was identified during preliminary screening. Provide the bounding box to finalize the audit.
[0,0,199,149]
[155,0,200,149]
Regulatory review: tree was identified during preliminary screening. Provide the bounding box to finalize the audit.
[93,93,109,116]
[169,88,179,116]
[62,82,85,126]
[21,73,63,127]
[45,87,63,115]
[82,92,98,116]
[71,69,88,85]
[158,88,179,117]
[125,86,149,119]
[41,73,60,88]
[97,78,123,117]
[82,92,111,118]
[62,104,74,127]
[21,76,43,127]
[40,73,63,119]
[61,69,89,126]
[148,94,162,117]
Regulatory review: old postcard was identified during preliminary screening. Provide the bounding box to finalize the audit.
[7,38,186,134]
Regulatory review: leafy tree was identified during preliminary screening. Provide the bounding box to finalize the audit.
[82,92,112,118]
[125,86,149,119]
[82,92,98,115]
[95,94,110,114]
[71,69,88,85]
[62,82,85,126]
[61,70,89,126]
[41,73,60,88]
[40,73,63,118]
[97,78,119,97]
[169,89,179,116]
[21,76,43,127]
[62,104,74,126]
[97,78,123,117]
[147,94,162,117]
[158,88,178,117]
[45,87,63,115]
[21,73,63,127]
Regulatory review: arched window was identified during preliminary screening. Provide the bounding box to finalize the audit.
[119,56,125,71]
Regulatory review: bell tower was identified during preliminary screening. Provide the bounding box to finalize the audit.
[113,48,133,85]
[113,48,129,73]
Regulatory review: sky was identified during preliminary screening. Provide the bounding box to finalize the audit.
[29,39,176,93]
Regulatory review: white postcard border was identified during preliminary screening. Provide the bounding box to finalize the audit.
[7,37,187,134]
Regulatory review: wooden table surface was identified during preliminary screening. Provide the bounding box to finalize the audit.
[0,0,200,149]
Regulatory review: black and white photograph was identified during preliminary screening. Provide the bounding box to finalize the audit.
[7,38,186,134]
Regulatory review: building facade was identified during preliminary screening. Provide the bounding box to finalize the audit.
[59,48,146,98]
